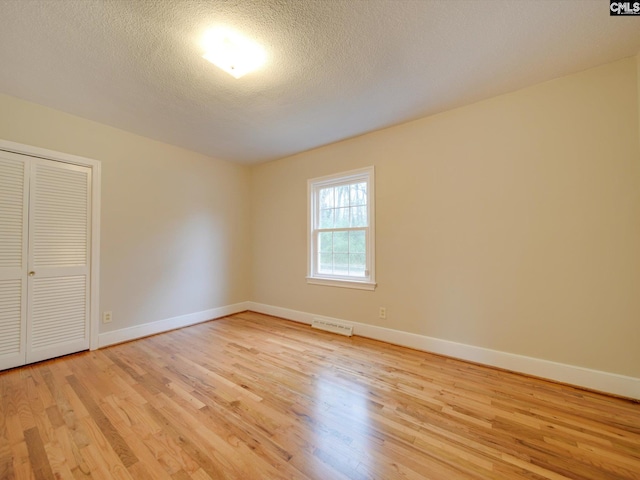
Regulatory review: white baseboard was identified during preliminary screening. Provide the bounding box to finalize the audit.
[246,302,640,400]
[97,302,250,348]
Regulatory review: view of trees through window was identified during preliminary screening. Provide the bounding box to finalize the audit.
[316,181,368,276]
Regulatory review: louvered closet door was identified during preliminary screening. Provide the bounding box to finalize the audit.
[26,158,91,364]
[0,152,28,370]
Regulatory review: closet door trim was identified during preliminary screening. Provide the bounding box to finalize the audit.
[0,139,101,351]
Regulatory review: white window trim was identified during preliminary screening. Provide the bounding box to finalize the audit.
[307,166,376,290]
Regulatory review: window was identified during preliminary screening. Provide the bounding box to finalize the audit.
[307,166,376,290]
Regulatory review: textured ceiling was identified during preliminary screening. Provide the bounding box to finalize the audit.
[0,0,639,164]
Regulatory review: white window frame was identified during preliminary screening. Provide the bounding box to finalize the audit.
[307,166,376,290]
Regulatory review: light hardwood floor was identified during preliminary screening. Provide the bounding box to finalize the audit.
[1,311,639,479]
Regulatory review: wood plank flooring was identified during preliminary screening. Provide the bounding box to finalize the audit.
[1,311,639,479]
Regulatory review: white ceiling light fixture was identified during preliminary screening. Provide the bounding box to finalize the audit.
[201,27,266,79]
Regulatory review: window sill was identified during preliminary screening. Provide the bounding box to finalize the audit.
[306,276,377,291]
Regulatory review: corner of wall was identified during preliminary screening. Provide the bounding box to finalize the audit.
[246,164,257,303]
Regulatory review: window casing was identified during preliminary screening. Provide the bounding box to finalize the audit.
[307,167,376,290]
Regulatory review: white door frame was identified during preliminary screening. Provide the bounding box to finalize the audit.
[0,139,101,351]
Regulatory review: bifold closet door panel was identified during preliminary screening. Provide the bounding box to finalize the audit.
[0,152,29,370]
[26,158,91,364]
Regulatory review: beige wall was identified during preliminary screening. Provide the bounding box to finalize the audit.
[0,94,251,333]
[251,57,640,378]
[638,54,640,148]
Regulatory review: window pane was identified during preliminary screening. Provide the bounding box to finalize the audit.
[350,206,367,227]
[333,254,349,275]
[350,182,367,206]
[319,208,333,228]
[333,231,349,253]
[319,232,333,253]
[319,187,334,209]
[335,207,349,228]
[349,230,365,253]
[319,253,333,274]
[336,185,350,208]
[349,253,366,276]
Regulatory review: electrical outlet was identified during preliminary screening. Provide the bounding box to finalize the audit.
[379,307,386,319]
[102,311,112,324]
